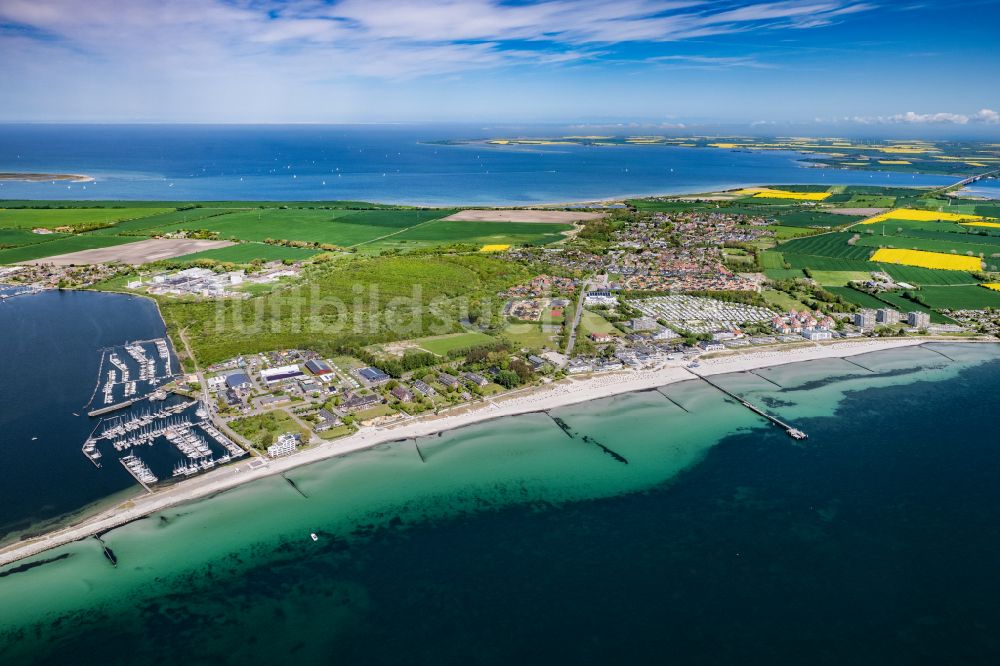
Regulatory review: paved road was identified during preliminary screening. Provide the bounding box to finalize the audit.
[176,327,258,454]
[564,280,590,356]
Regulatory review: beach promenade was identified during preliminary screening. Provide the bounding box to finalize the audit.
[0,337,977,568]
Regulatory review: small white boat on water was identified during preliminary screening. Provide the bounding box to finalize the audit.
[310,533,318,542]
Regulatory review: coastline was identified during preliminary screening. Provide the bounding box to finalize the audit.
[0,336,984,569]
[0,172,93,183]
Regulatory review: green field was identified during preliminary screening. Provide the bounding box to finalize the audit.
[368,219,573,250]
[412,331,498,355]
[86,208,245,235]
[579,310,618,337]
[763,268,806,280]
[878,264,979,286]
[767,225,821,240]
[784,255,873,271]
[761,288,811,311]
[229,410,309,449]
[914,286,1000,310]
[503,322,559,350]
[778,233,874,260]
[0,235,144,263]
[0,228,68,247]
[0,207,173,230]
[809,270,871,286]
[160,254,533,365]
[151,208,454,246]
[760,251,785,269]
[854,233,1000,258]
[174,243,321,263]
[775,211,860,228]
[825,286,888,309]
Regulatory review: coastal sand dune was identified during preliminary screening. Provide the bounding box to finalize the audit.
[0,337,972,569]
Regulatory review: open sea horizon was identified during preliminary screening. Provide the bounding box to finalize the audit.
[0,124,964,205]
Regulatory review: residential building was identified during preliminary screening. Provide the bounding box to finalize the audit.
[267,433,300,458]
[854,309,876,330]
[462,371,489,387]
[412,380,436,396]
[877,308,899,325]
[584,290,617,306]
[801,329,832,341]
[358,367,391,385]
[437,372,461,389]
[907,311,931,328]
[589,332,614,343]
[391,385,414,402]
[341,393,381,411]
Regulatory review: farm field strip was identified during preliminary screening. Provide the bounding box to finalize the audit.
[869,248,983,271]
[0,207,175,230]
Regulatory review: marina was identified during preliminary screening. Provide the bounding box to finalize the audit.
[81,397,247,488]
[86,338,177,412]
[119,454,157,492]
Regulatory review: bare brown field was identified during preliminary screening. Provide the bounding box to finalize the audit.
[442,209,605,223]
[22,239,235,266]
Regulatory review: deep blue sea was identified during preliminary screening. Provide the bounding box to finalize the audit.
[1,343,999,665]
[0,290,173,542]
[0,124,962,205]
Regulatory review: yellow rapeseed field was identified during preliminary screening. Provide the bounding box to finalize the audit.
[983,283,1000,292]
[861,209,986,225]
[479,244,511,253]
[870,248,982,271]
[734,187,831,201]
[962,221,1000,229]
[878,160,911,165]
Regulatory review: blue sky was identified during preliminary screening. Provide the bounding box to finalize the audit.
[1,0,998,133]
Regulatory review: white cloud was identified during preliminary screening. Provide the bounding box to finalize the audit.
[0,0,877,79]
[0,0,879,120]
[851,109,1000,125]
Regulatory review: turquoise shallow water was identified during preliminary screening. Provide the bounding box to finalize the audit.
[1,343,999,665]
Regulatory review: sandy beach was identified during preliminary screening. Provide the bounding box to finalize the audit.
[0,337,976,567]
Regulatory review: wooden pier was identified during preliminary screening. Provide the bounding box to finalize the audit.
[687,369,807,440]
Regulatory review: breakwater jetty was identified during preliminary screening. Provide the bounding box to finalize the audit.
[686,368,807,440]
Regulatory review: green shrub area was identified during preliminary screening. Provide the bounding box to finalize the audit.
[160,253,533,366]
